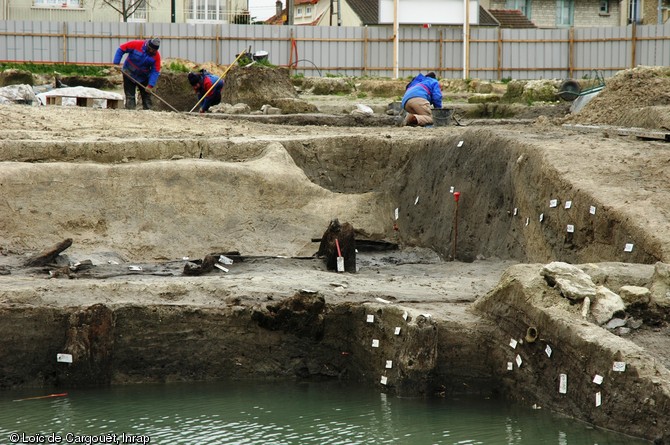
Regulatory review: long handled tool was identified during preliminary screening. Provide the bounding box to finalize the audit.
[120,69,180,113]
[335,238,344,272]
[189,50,248,113]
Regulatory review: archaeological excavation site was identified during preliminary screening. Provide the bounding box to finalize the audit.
[2,65,670,442]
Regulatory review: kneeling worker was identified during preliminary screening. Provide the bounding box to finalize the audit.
[400,72,443,127]
[188,70,224,113]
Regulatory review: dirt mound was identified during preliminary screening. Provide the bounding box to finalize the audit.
[567,66,670,129]
[222,65,301,112]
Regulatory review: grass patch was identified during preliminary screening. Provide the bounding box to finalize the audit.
[0,62,109,76]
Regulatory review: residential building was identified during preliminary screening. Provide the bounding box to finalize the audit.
[266,0,665,28]
[0,0,248,23]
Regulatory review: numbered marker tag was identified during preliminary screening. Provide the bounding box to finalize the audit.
[624,244,634,253]
[394,327,401,335]
[593,374,603,385]
[457,141,464,147]
[545,345,552,358]
[380,376,388,385]
[372,339,380,348]
[336,256,345,272]
[450,186,455,193]
[509,338,518,349]
[595,392,602,407]
[507,362,514,371]
[613,361,626,372]
[57,353,73,363]
[565,200,572,209]
[567,224,575,233]
[385,360,393,369]
[549,199,558,208]
[559,374,568,394]
[515,354,522,368]
[590,205,596,215]
[366,314,374,323]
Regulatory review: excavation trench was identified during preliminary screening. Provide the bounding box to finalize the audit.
[1,127,668,442]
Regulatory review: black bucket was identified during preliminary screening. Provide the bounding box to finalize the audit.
[557,80,581,101]
[433,108,452,127]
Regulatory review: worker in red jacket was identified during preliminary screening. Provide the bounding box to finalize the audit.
[188,70,224,113]
[113,38,162,110]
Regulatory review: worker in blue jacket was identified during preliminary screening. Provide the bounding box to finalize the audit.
[188,70,224,113]
[113,38,162,110]
[400,72,443,126]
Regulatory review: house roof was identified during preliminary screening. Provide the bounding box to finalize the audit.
[478,6,500,26]
[346,0,379,25]
[487,9,537,28]
[295,0,318,4]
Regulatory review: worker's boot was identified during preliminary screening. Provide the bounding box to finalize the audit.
[125,97,136,110]
[141,95,152,110]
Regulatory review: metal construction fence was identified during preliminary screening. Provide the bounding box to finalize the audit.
[1,20,670,80]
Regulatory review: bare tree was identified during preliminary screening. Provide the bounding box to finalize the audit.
[98,0,148,22]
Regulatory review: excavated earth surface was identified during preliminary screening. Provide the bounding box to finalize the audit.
[2,65,670,442]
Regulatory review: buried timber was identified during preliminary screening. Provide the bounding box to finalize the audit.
[2,101,670,442]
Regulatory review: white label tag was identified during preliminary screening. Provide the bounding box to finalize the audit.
[593,374,603,385]
[565,200,572,209]
[595,392,602,407]
[366,314,374,323]
[515,354,522,368]
[386,360,393,369]
[559,374,567,394]
[414,196,419,205]
[624,244,634,253]
[567,224,575,233]
[509,338,518,349]
[394,208,399,220]
[336,256,345,272]
[57,353,73,363]
[380,376,388,385]
[590,205,596,215]
[545,345,552,358]
[549,199,558,208]
[613,361,626,372]
[372,339,380,348]
[394,327,401,335]
[507,362,514,371]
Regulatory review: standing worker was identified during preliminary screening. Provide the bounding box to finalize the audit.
[400,72,443,127]
[113,38,162,110]
[188,70,223,113]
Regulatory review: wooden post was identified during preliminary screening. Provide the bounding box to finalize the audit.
[568,27,574,79]
[631,22,637,68]
[497,27,502,80]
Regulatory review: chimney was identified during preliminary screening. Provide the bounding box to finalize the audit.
[276,0,282,17]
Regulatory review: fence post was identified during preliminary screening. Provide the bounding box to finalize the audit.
[568,27,574,79]
[363,26,368,77]
[497,27,502,80]
[216,24,221,65]
[62,22,67,63]
[631,22,637,68]
[439,28,444,79]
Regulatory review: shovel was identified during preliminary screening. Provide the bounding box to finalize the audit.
[335,239,344,273]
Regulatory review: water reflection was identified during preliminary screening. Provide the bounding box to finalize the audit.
[0,381,648,445]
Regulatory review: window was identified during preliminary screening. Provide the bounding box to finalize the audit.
[128,0,147,22]
[556,0,574,26]
[305,6,312,16]
[505,0,530,16]
[187,0,229,21]
[296,7,303,17]
[599,0,609,13]
[33,0,81,8]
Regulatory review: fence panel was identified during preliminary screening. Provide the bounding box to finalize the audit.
[1,19,670,80]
